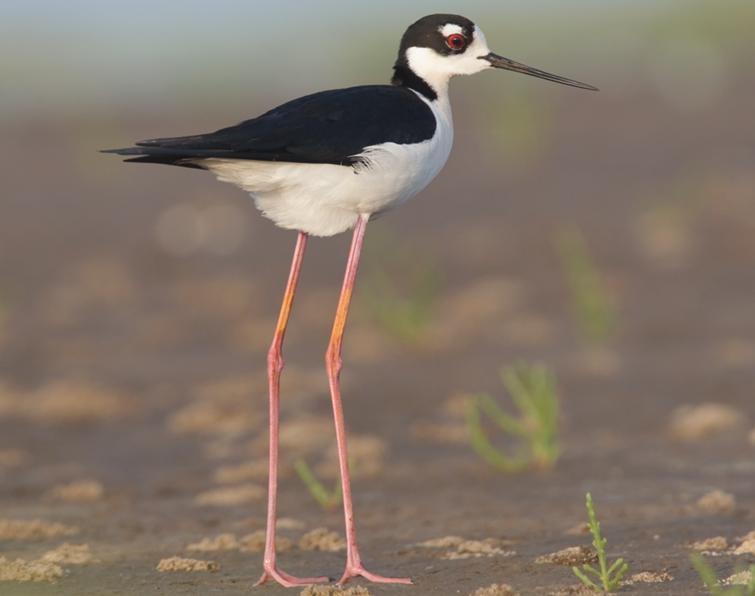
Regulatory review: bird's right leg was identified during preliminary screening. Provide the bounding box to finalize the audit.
[256,232,328,588]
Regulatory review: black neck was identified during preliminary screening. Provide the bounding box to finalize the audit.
[391,62,438,101]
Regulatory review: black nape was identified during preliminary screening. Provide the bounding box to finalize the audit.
[391,63,438,101]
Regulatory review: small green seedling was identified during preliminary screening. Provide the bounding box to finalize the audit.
[466,362,560,472]
[572,493,629,593]
[690,553,755,596]
[360,233,442,346]
[555,226,617,343]
[293,459,341,510]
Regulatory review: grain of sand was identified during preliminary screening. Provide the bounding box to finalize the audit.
[0,448,28,467]
[48,479,104,503]
[0,557,64,582]
[195,484,264,506]
[733,532,755,555]
[0,381,131,425]
[156,557,219,572]
[417,536,515,560]
[469,583,518,596]
[623,571,673,584]
[0,519,78,540]
[696,489,736,514]
[724,569,754,586]
[300,586,370,596]
[186,533,240,552]
[40,543,95,565]
[689,536,728,552]
[298,528,346,552]
[535,546,597,566]
[669,403,743,441]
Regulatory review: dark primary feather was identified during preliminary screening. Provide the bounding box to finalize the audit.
[103,85,436,168]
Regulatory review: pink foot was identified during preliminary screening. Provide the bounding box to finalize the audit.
[255,565,329,588]
[338,563,412,586]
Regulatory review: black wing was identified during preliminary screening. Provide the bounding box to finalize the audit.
[103,85,436,168]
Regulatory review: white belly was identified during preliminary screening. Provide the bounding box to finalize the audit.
[201,94,453,237]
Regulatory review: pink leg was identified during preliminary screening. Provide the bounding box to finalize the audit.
[256,232,328,588]
[325,215,412,586]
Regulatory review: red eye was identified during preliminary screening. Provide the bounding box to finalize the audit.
[446,34,466,50]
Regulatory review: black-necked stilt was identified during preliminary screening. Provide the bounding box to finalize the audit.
[105,13,596,588]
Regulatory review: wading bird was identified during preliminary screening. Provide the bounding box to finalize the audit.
[105,13,596,588]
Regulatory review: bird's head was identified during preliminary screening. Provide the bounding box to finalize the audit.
[393,14,597,99]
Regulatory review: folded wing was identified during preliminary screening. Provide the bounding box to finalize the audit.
[103,85,436,168]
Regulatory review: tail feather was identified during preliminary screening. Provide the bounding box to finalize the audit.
[134,134,213,148]
[101,146,209,169]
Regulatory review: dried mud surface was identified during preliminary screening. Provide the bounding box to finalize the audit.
[1,80,755,596]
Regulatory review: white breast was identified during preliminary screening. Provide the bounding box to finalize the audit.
[202,92,453,237]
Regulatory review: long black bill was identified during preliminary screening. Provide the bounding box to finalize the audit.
[482,52,598,91]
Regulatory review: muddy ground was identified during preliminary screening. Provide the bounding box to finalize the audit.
[1,75,754,595]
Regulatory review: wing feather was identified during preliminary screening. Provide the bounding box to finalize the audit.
[103,85,436,167]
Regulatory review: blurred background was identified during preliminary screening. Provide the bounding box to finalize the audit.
[1,1,754,594]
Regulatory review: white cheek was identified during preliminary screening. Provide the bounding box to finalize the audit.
[469,26,491,61]
[406,47,452,79]
[453,27,491,75]
[458,36,492,75]
[406,46,490,88]
[441,33,492,77]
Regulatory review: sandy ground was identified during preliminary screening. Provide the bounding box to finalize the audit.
[1,77,754,595]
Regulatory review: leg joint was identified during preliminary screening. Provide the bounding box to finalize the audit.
[267,343,284,374]
[324,346,342,376]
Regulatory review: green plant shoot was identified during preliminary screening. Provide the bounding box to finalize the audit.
[359,231,442,346]
[466,362,560,472]
[555,225,617,343]
[572,492,629,593]
[690,554,755,596]
[362,266,440,346]
[293,459,341,510]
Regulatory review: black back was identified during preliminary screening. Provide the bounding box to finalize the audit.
[105,85,436,168]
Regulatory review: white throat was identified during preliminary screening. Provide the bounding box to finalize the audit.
[405,46,453,99]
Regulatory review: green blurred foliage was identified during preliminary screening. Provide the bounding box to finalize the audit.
[293,459,342,511]
[555,226,617,344]
[359,231,443,347]
[690,554,755,596]
[466,362,560,473]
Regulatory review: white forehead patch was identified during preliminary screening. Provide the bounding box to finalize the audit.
[439,23,464,37]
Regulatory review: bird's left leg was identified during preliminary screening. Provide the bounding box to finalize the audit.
[324,214,412,586]
[255,231,329,588]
